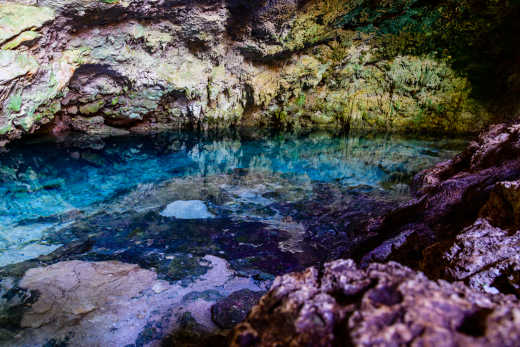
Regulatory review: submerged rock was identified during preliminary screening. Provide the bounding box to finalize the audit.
[160,200,215,219]
[2,256,265,346]
[230,259,520,347]
[211,289,264,329]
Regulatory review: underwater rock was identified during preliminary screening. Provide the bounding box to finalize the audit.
[160,200,215,219]
[230,259,520,347]
[2,256,264,346]
[211,289,264,329]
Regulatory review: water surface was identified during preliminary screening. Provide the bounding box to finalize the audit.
[0,130,466,276]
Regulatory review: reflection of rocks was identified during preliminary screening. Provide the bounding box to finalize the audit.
[231,259,520,347]
[3,256,264,346]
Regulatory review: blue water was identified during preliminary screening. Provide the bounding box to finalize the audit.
[0,130,466,269]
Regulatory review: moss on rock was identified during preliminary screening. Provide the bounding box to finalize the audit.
[0,3,55,44]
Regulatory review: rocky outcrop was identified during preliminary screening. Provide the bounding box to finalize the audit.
[230,259,520,346]
[442,179,520,296]
[2,0,518,146]
[361,121,520,286]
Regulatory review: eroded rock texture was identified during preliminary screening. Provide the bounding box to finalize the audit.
[231,259,520,347]
[1,0,519,145]
[361,122,520,292]
[442,179,520,296]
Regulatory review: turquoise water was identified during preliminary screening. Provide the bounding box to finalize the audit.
[0,130,466,272]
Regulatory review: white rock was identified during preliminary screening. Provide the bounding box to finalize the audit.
[160,200,215,219]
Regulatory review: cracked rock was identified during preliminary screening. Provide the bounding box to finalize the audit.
[230,259,520,347]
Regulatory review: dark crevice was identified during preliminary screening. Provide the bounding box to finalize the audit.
[457,308,493,337]
[329,278,378,307]
[490,270,520,297]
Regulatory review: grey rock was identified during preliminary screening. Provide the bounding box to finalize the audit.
[231,259,520,347]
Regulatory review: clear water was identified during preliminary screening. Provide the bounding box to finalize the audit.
[0,130,466,275]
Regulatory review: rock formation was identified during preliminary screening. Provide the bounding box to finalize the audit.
[1,0,520,345]
[361,121,520,292]
[231,259,520,346]
[229,120,520,346]
[0,256,264,346]
[1,0,519,146]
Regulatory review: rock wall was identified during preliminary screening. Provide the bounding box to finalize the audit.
[362,121,520,295]
[1,0,519,146]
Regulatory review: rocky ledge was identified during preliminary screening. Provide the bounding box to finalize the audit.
[362,120,520,295]
[229,121,520,345]
[231,259,520,346]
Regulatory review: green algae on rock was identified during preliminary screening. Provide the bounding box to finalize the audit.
[0,3,55,45]
[0,0,518,145]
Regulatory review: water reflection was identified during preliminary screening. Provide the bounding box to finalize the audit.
[0,129,466,268]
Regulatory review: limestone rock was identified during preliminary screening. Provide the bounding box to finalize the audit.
[362,121,520,277]
[480,180,520,230]
[0,0,507,145]
[19,260,156,329]
[0,51,38,84]
[441,179,520,295]
[3,257,265,346]
[0,3,55,44]
[230,259,520,347]
[443,218,520,295]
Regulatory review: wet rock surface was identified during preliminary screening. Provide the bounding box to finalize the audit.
[231,259,520,347]
[362,121,520,283]
[1,257,263,346]
[211,289,265,329]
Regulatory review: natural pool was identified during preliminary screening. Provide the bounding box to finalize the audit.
[0,130,468,345]
[0,130,466,271]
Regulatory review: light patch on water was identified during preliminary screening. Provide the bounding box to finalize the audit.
[160,200,215,219]
[0,243,61,267]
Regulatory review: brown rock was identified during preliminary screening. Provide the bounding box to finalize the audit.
[362,122,520,277]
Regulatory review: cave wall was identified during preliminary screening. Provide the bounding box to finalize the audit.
[0,0,519,145]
